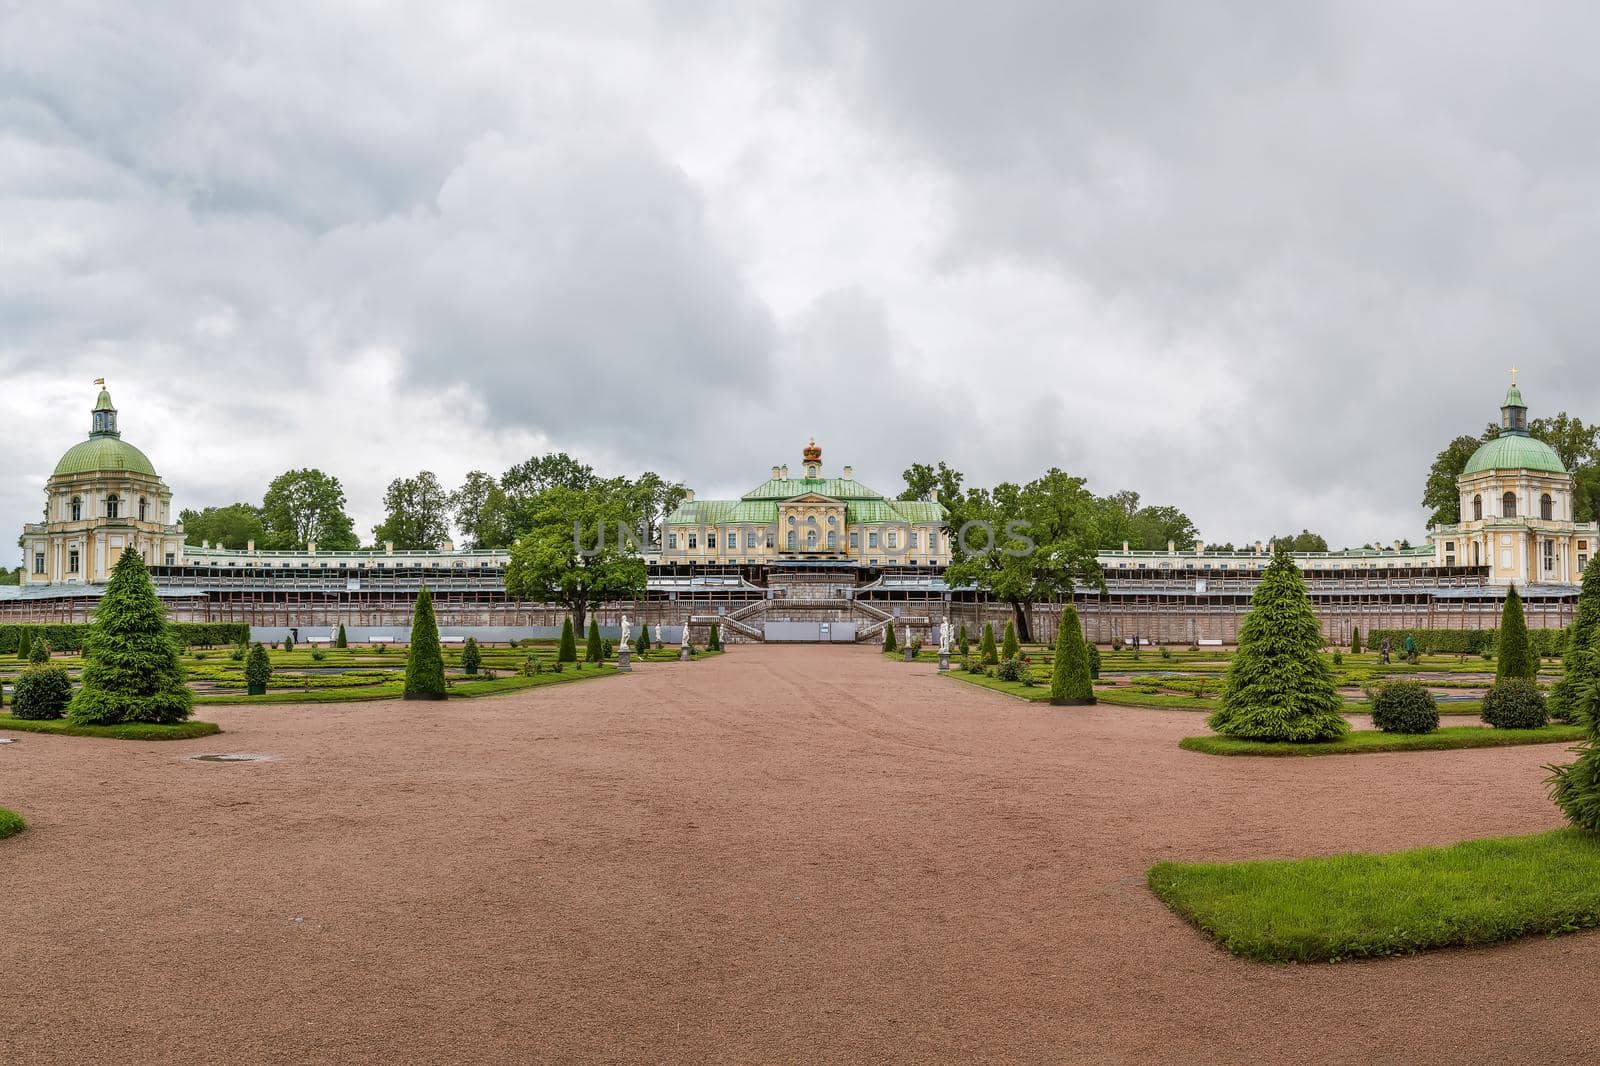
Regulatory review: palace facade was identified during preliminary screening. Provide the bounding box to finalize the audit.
[3,379,1586,643]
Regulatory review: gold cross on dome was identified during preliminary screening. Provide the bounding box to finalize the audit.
[1509,366,1519,386]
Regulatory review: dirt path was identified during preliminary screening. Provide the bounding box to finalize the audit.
[1,646,1591,1064]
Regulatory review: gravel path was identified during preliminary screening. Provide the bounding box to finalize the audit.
[1,646,1593,1064]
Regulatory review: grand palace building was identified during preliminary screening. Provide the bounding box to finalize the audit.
[3,380,1588,644]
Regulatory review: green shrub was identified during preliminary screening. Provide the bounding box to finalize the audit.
[375,642,388,654]
[708,623,721,651]
[283,636,294,653]
[310,649,326,662]
[1002,621,1020,661]
[1351,627,1362,654]
[1160,646,1172,660]
[335,623,348,649]
[957,623,969,656]
[68,550,193,726]
[462,636,481,676]
[979,623,997,665]
[586,618,603,662]
[0,622,247,655]
[996,656,1025,682]
[1370,682,1439,734]
[245,643,272,692]
[602,639,614,658]
[403,587,446,700]
[1050,605,1094,704]
[1551,563,1600,722]
[11,665,72,720]
[16,626,31,660]
[28,639,50,665]
[1208,549,1346,743]
[1332,651,1344,666]
[229,646,245,661]
[962,655,983,673]
[558,618,578,663]
[1496,586,1536,682]
[522,657,540,677]
[908,640,923,658]
[1482,679,1547,729]
[551,659,565,673]
[883,623,897,653]
[1087,643,1101,679]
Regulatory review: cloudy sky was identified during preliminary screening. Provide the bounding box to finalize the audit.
[5,1,1599,553]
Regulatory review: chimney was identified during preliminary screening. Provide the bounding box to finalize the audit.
[1167,540,1176,554]
[1121,540,1130,554]
[1254,541,1264,554]
[246,539,255,553]
[307,541,317,554]
[684,489,695,502]
[202,540,210,549]
[440,539,455,554]
[771,465,781,479]
[384,541,394,555]
[1195,540,1205,553]
[930,488,940,502]
[842,465,853,479]
[1392,540,1402,552]
[781,464,789,479]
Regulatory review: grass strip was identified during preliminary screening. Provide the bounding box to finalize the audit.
[1180,724,1582,757]
[1149,828,1600,963]
[195,663,620,705]
[0,715,221,741]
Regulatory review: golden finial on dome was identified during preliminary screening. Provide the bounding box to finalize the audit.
[802,437,821,464]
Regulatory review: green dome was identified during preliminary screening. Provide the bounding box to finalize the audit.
[1463,434,1565,476]
[52,436,158,478]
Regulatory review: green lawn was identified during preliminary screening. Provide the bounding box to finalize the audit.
[1180,724,1583,757]
[0,807,24,840]
[942,669,1055,701]
[1149,828,1600,963]
[0,715,220,741]
[197,663,622,705]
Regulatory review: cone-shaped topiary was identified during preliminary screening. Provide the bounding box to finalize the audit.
[1002,620,1020,661]
[404,586,447,700]
[1207,548,1347,742]
[245,642,272,694]
[335,622,348,649]
[883,623,897,652]
[28,638,50,665]
[1351,627,1362,654]
[462,636,481,676]
[16,626,31,661]
[283,635,294,653]
[980,623,998,665]
[585,618,603,662]
[1496,585,1536,682]
[1087,642,1101,679]
[1050,605,1095,705]
[957,623,969,656]
[708,623,721,651]
[1551,563,1600,721]
[558,617,578,662]
[67,549,193,725]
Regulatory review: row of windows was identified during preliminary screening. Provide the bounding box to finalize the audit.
[62,494,151,522]
[669,529,940,552]
[1471,492,1556,521]
[32,548,178,574]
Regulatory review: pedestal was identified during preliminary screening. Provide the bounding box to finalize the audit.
[617,646,631,672]
[680,647,691,661]
[938,651,950,672]
[902,647,913,662]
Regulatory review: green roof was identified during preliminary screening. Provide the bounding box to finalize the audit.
[52,436,158,477]
[94,388,115,412]
[1463,433,1565,476]
[666,473,948,526]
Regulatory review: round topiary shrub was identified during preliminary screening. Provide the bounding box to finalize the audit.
[12,665,72,720]
[1482,679,1548,729]
[996,656,1026,682]
[1370,681,1439,734]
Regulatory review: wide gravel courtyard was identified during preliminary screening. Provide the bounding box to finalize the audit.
[2,645,1594,1064]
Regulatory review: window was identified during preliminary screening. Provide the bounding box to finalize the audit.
[827,531,837,550]
[909,531,919,548]
[1581,554,1589,573]
[887,531,898,548]
[139,497,148,522]
[1541,494,1554,521]
[33,552,44,574]
[687,533,697,549]
[68,549,80,573]
[927,531,938,554]
[827,514,837,526]
[707,532,716,549]
[850,531,859,548]
[746,531,757,549]
[787,531,797,549]
[1544,540,1555,572]
[868,531,879,548]
[1502,492,1517,519]
[106,494,120,519]
[765,531,775,549]
[806,529,818,549]
[1473,495,1482,521]
[165,552,175,566]
[668,533,678,549]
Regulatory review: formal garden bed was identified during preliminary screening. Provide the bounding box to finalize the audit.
[1148,829,1600,963]
[1179,724,1582,757]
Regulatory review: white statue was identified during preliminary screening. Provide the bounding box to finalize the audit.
[904,624,912,649]
[620,614,631,648]
[681,622,691,647]
[939,616,951,653]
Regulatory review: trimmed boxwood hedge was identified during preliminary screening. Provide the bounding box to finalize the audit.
[1369,681,1439,734]
[1368,627,1566,659]
[1482,679,1549,730]
[0,622,248,654]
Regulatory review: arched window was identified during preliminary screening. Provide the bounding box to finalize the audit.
[70,496,82,522]
[786,530,797,549]
[1472,495,1482,521]
[1502,492,1517,519]
[806,529,818,549]
[827,531,838,550]
[1541,493,1553,521]
[139,497,148,522]
[106,494,120,519]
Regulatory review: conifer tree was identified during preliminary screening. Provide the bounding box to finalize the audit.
[1496,585,1536,682]
[16,626,31,661]
[1551,563,1600,721]
[68,548,193,725]
[1050,605,1094,705]
[980,622,998,664]
[403,586,446,699]
[1351,627,1362,654]
[461,636,481,676]
[1207,548,1346,742]
[558,617,578,662]
[883,622,897,653]
[957,623,969,656]
[29,638,50,666]
[586,618,603,662]
[245,642,272,694]
[1549,569,1600,827]
[708,623,721,651]
[335,623,348,649]
[1002,620,1020,660]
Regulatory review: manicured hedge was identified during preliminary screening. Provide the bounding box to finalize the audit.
[1368,627,1567,659]
[0,622,248,653]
